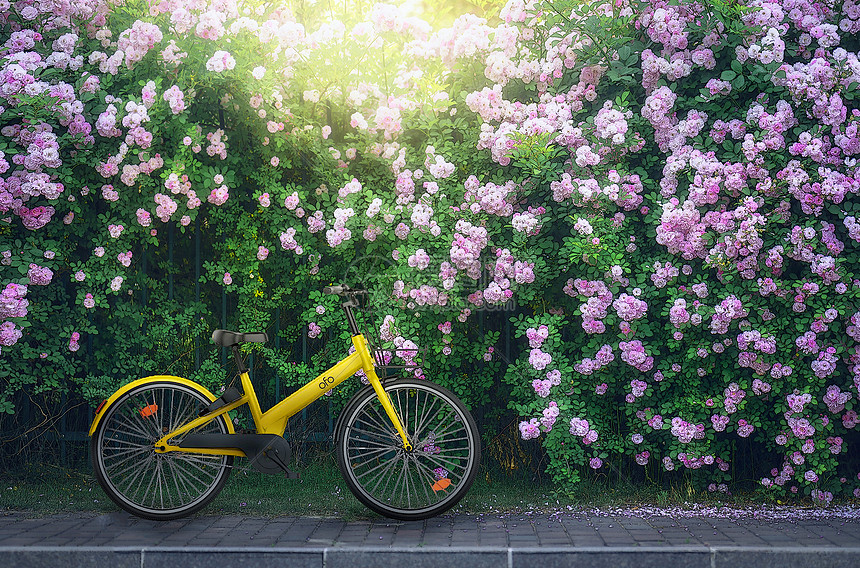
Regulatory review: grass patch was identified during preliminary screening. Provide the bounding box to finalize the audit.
[0,464,114,515]
[0,456,819,519]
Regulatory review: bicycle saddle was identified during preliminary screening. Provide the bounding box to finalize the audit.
[211,329,268,347]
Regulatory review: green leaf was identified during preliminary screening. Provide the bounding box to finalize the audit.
[720,70,737,81]
[731,59,743,74]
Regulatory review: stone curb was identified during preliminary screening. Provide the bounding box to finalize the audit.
[3,545,860,568]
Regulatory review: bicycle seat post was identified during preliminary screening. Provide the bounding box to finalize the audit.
[231,345,248,374]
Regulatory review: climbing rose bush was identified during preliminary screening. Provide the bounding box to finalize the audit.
[499,0,860,502]
[1,0,860,503]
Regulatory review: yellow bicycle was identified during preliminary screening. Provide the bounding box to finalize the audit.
[88,285,480,520]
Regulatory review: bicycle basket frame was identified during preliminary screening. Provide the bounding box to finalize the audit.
[352,291,427,380]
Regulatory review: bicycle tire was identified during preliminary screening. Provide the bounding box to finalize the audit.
[90,380,233,520]
[335,378,480,520]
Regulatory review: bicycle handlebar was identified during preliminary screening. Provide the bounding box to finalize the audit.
[323,284,367,296]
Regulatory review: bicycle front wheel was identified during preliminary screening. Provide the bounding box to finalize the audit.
[336,378,480,520]
[90,380,233,520]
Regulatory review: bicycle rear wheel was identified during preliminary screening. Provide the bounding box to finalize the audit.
[335,378,480,520]
[90,380,233,520]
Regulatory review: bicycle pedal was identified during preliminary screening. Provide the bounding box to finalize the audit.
[284,471,300,480]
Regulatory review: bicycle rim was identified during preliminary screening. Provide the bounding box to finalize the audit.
[339,380,479,519]
[93,382,231,519]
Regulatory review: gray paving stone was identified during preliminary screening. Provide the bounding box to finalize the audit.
[5,548,139,568]
[326,548,508,568]
[514,549,712,568]
[713,548,860,568]
[145,549,320,568]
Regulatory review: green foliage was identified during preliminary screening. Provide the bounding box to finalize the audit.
[3,0,860,503]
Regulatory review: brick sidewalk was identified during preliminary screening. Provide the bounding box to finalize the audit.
[2,511,859,567]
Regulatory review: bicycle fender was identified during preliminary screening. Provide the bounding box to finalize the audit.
[88,375,236,437]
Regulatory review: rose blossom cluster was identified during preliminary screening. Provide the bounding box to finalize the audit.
[462,177,515,217]
[511,206,545,235]
[709,295,748,335]
[619,340,654,372]
[612,293,648,321]
[670,416,705,444]
[0,283,29,353]
[449,220,488,281]
[483,248,534,304]
[574,344,614,375]
[736,330,777,375]
[564,278,613,334]
[569,417,599,445]
[626,379,648,403]
[549,171,644,210]
[723,382,746,414]
[526,325,549,348]
[823,385,851,414]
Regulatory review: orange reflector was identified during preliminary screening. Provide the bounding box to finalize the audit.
[140,404,158,418]
[432,478,452,492]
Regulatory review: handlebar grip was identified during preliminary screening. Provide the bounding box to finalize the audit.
[324,285,345,295]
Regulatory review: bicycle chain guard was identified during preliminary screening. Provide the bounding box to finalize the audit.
[180,433,298,477]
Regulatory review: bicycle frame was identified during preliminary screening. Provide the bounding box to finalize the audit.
[152,333,412,457]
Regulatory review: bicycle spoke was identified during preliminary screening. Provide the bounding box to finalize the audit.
[424,450,471,464]
[170,452,227,469]
[105,451,155,480]
[163,456,188,505]
[114,459,150,500]
[104,435,150,448]
[167,396,196,441]
[354,450,400,482]
[348,424,397,445]
[109,414,152,440]
[364,402,399,438]
[156,460,166,509]
[135,391,163,439]
[412,459,436,505]
[348,445,395,461]
[103,448,151,471]
[105,437,150,454]
[416,403,454,442]
[420,413,463,443]
[413,394,442,440]
[389,457,409,507]
[169,453,221,482]
[138,460,160,507]
[419,453,469,476]
[403,459,415,509]
[165,454,219,507]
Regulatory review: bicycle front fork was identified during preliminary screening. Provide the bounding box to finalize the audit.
[352,335,413,452]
